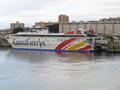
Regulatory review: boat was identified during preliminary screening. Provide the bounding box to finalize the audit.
[6,27,97,53]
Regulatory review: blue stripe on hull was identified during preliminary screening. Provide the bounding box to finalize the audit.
[13,48,95,53]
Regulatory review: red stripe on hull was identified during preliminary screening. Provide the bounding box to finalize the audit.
[55,38,77,50]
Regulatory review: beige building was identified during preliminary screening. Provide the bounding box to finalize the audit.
[59,17,120,35]
[33,16,120,35]
[58,15,69,23]
[10,21,25,30]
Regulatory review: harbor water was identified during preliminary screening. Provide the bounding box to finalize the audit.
[0,48,120,90]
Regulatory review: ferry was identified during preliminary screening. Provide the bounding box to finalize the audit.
[6,28,97,53]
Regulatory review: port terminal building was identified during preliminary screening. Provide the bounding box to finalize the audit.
[34,16,120,36]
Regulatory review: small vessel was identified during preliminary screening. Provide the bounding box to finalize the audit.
[6,28,97,53]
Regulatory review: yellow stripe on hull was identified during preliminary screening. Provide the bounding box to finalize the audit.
[66,41,87,50]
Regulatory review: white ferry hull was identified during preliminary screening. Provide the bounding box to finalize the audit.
[7,35,95,53]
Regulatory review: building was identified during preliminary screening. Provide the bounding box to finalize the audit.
[34,21,54,28]
[10,21,25,30]
[33,16,120,35]
[58,15,69,23]
[34,21,59,33]
[100,17,120,23]
[59,17,120,35]
[33,14,69,33]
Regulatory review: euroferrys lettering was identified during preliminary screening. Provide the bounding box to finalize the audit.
[13,38,46,47]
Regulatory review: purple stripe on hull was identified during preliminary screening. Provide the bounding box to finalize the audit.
[13,48,95,53]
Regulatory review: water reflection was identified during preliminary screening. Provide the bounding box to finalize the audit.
[1,49,120,90]
[7,49,96,63]
[7,50,52,63]
[6,49,120,63]
[3,49,120,64]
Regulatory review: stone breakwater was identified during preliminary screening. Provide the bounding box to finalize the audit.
[0,38,10,47]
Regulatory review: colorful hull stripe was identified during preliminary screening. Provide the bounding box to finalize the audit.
[55,38,94,52]
[55,38,77,50]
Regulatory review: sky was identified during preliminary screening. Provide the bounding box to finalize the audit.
[0,0,120,29]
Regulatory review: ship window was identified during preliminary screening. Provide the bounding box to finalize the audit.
[57,38,59,42]
[60,38,62,42]
[57,38,62,42]
[62,38,64,41]
[61,39,62,42]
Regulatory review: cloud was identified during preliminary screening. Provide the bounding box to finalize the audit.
[0,0,120,29]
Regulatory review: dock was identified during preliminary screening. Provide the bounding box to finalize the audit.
[95,34,120,52]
